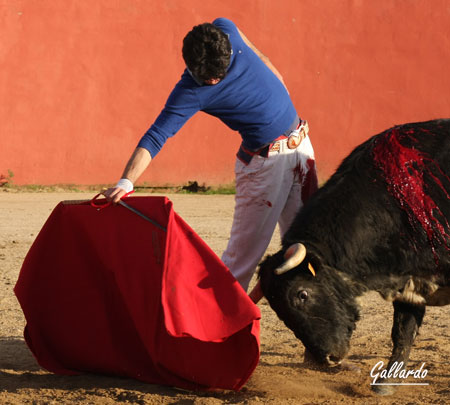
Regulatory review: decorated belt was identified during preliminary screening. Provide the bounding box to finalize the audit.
[237,119,308,165]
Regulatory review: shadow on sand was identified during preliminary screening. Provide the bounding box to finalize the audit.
[0,337,265,403]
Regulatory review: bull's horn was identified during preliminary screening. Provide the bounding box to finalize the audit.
[274,243,307,275]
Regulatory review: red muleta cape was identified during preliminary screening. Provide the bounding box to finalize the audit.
[14,196,260,390]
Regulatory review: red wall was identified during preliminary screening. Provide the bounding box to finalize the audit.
[2,0,450,186]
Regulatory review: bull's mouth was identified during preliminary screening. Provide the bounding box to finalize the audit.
[325,354,343,367]
[304,349,344,368]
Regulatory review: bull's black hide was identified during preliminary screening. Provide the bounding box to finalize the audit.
[259,119,450,395]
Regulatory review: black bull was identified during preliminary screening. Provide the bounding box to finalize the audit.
[258,119,450,394]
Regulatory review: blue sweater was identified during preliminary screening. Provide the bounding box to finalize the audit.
[138,18,298,157]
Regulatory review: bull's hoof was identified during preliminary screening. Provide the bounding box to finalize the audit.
[371,383,396,396]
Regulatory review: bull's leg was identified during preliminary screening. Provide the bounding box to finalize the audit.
[390,301,425,367]
[372,301,425,395]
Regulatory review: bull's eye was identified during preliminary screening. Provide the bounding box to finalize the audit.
[298,290,308,302]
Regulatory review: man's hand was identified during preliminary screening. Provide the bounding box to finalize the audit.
[103,186,128,204]
[103,147,152,203]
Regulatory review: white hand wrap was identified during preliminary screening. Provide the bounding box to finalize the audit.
[116,178,134,193]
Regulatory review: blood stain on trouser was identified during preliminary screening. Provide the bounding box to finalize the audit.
[293,158,318,204]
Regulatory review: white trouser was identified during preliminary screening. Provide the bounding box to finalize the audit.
[221,136,317,291]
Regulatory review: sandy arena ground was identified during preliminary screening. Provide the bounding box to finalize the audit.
[0,191,448,404]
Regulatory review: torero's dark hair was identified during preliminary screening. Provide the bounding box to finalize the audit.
[182,23,231,82]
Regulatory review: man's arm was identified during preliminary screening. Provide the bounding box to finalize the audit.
[103,78,199,203]
[103,147,152,203]
[237,27,288,90]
